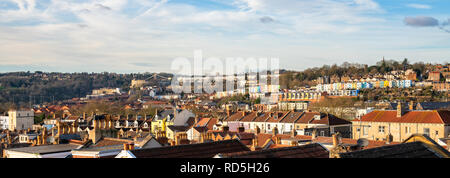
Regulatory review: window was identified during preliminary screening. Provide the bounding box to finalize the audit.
[363,126,368,136]
[267,124,271,130]
[378,126,385,133]
[435,131,439,136]
[423,128,430,136]
[405,127,410,134]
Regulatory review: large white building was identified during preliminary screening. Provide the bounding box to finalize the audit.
[8,110,34,131]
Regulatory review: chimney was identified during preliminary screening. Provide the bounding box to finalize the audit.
[291,130,296,137]
[311,129,317,140]
[252,138,259,150]
[332,133,340,147]
[37,135,41,146]
[42,127,47,145]
[226,105,230,117]
[409,101,414,110]
[53,113,56,119]
[173,107,177,118]
[386,134,393,144]
[222,125,229,133]
[123,143,129,151]
[93,119,98,129]
[242,111,246,117]
[83,112,86,120]
[290,140,297,146]
[396,101,403,118]
[274,136,281,144]
[238,125,245,133]
[128,143,135,150]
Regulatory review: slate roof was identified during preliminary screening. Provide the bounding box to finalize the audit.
[6,144,82,154]
[295,112,321,123]
[339,141,449,158]
[309,114,352,125]
[417,102,450,110]
[173,110,195,126]
[222,143,329,158]
[128,139,250,158]
[239,112,258,122]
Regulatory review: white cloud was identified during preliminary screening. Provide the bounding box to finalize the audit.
[407,3,432,9]
[0,0,448,73]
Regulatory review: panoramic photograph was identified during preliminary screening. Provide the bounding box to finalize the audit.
[0,0,449,171]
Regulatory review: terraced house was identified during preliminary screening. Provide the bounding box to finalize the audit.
[222,111,352,138]
[352,102,450,142]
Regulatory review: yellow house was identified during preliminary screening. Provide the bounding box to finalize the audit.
[151,110,176,134]
[383,81,389,88]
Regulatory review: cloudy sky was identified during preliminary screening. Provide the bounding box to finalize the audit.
[0,0,449,73]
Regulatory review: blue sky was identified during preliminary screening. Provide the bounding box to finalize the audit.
[0,0,449,73]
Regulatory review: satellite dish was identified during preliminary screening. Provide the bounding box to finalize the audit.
[356,138,369,147]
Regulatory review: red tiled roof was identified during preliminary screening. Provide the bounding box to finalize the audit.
[225,111,246,122]
[355,110,450,124]
[253,112,271,122]
[281,111,304,123]
[240,112,258,122]
[195,118,211,127]
[295,112,320,123]
[255,133,273,147]
[265,111,289,123]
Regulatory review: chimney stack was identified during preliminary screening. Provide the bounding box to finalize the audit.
[238,125,245,133]
[409,101,414,110]
[272,127,278,136]
[222,125,229,133]
[291,130,296,137]
[332,133,340,147]
[123,143,129,151]
[312,129,317,140]
[386,134,393,144]
[396,101,403,118]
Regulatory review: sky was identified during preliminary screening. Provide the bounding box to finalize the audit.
[0,0,449,73]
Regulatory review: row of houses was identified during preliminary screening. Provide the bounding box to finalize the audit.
[352,102,450,143]
[316,80,414,92]
[222,111,352,138]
